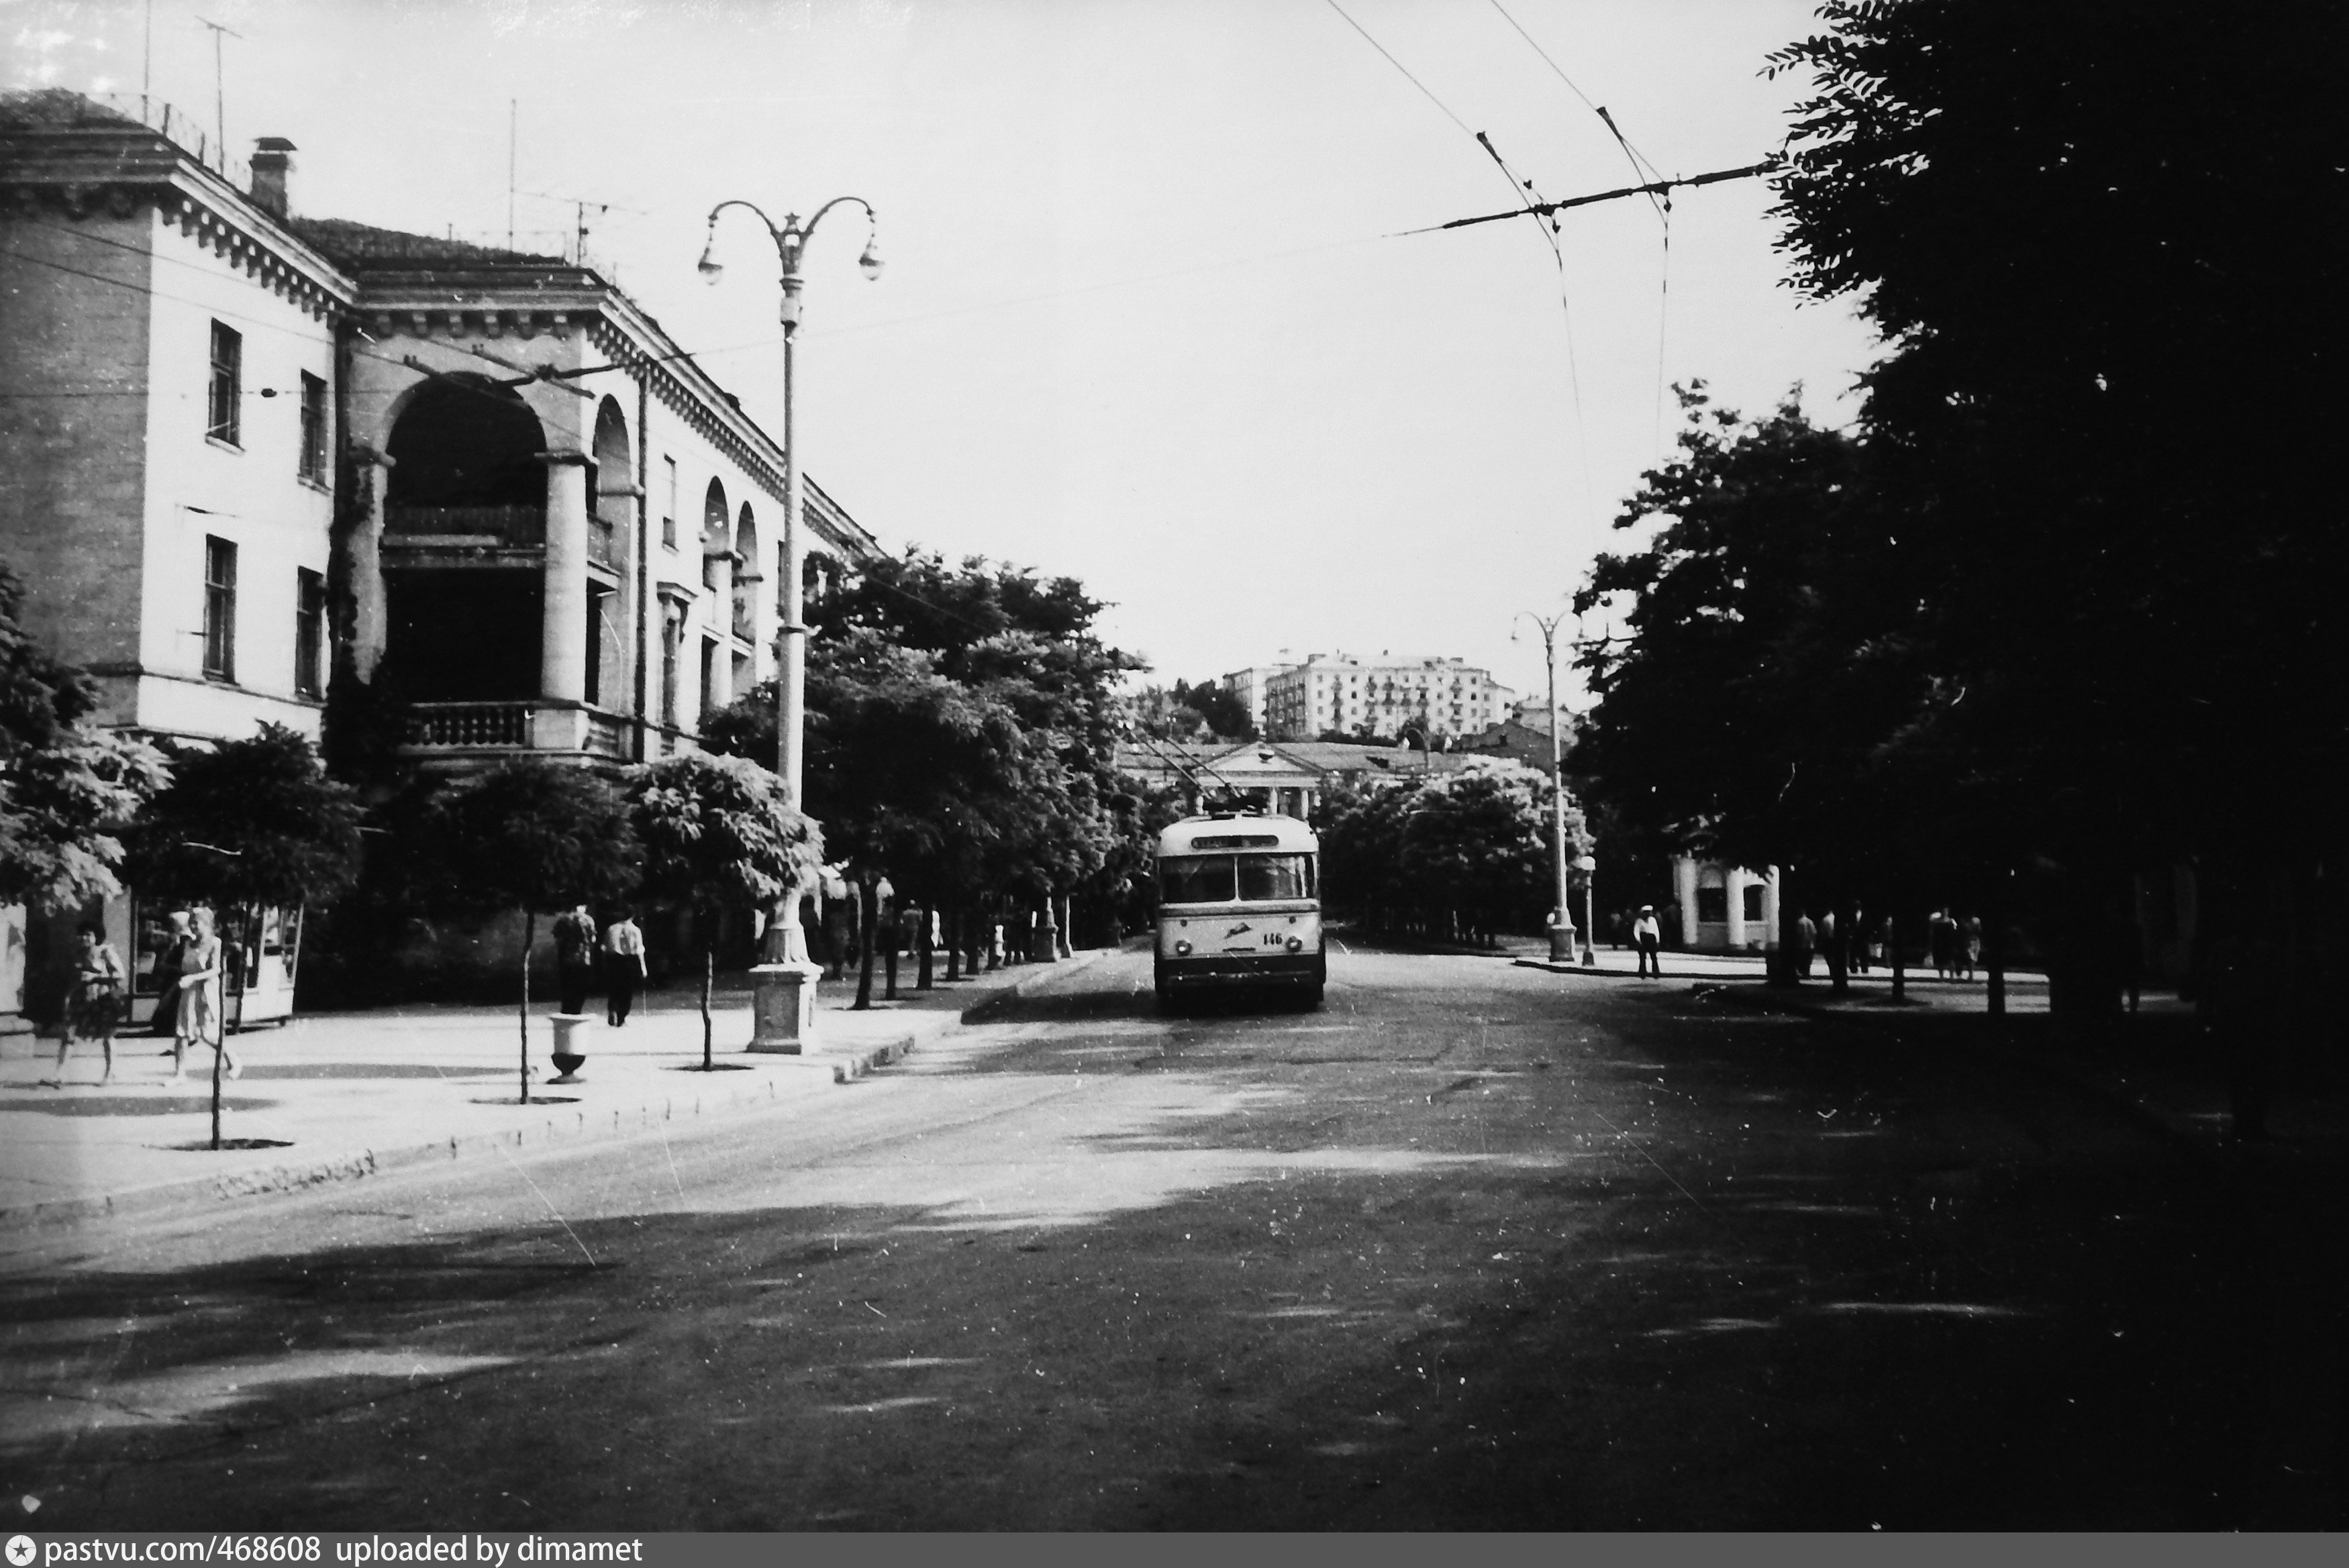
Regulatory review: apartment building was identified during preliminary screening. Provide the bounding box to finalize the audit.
[1256,652,1513,743]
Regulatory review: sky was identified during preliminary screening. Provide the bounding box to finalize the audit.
[7,0,1879,709]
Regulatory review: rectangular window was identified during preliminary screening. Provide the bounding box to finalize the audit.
[203,537,238,680]
[297,372,327,481]
[207,321,242,445]
[294,568,324,696]
[661,456,679,549]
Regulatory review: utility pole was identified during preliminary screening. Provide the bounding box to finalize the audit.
[193,17,241,167]
[1514,611,1575,963]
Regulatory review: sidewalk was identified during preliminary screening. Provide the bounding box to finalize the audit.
[0,949,1109,1236]
[1513,947,2036,988]
[1677,972,2344,1164]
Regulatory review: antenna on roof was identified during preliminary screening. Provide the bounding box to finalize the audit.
[517,189,650,266]
[507,100,516,252]
[193,16,242,170]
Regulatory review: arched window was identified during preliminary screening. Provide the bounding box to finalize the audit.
[732,503,760,640]
[702,479,729,590]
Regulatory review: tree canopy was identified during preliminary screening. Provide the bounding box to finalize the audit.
[712,548,1146,922]
[0,562,168,910]
[1761,0,2342,864]
[121,724,365,917]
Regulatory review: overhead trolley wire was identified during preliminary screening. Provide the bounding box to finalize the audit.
[1323,0,1599,525]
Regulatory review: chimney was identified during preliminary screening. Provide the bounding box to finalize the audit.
[250,137,296,218]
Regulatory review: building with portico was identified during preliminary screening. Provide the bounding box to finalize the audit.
[0,89,876,1025]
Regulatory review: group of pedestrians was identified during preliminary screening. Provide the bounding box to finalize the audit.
[50,906,234,1087]
[550,905,648,1027]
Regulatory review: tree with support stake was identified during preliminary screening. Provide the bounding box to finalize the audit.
[121,725,362,1149]
[628,752,823,1069]
[428,760,640,1106]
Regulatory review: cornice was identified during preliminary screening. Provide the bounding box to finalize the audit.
[3,127,358,319]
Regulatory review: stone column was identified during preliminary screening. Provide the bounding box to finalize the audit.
[1761,868,1783,953]
[1725,868,1748,951]
[1672,855,1699,948]
[342,446,395,682]
[534,449,591,751]
[701,547,734,714]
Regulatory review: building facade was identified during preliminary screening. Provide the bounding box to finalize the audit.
[1255,652,1512,743]
[1670,855,1781,954]
[1218,663,1295,738]
[0,90,877,1027]
[0,89,874,769]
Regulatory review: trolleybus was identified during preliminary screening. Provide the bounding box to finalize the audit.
[1152,811,1323,1010]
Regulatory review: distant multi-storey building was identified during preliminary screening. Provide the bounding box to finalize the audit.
[1219,662,1295,737]
[1255,653,1512,742]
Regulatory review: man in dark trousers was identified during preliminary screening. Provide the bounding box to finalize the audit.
[552,903,597,1016]
[1632,904,1664,978]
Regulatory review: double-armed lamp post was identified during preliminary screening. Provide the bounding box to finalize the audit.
[696,196,881,977]
[1513,611,1577,963]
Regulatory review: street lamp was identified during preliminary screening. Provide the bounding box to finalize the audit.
[698,195,881,976]
[1512,611,1575,963]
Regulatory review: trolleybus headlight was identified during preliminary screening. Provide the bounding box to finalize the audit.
[1286,936,1304,953]
[1174,939,1193,956]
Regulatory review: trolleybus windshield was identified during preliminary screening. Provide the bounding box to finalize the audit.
[1160,853,1316,904]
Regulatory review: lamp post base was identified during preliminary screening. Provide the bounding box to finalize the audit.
[748,963,819,1053]
[1548,925,1577,963]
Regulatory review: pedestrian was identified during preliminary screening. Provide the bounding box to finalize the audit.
[1793,910,1818,977]
[1960,914,1983,982]
[60,920,126,1084]
[170,907,234,1082]
[146,909,189,1039]
[1632,904,1663,978]
[553,903,597,1016]
[820,866,852,982]
[603,909,646,1027]
[1929,909,1956,979]
[1850,907,1869,973]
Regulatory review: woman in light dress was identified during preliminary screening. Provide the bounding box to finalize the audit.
[170,907,238,1082]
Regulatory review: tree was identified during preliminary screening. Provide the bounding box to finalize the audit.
[709,631,1029,1007]
[1130,680,1254,743]
[1573,385,1936,959]
[716,547,1146,984]
[119,725,364,1147]
[426,760,640,1104]
[628,752,823,1067]
[1763,0,2344,1010]
[0,562,169,912]
[1316,760,1587,944]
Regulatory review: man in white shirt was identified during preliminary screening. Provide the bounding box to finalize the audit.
[1632,904,1663,978]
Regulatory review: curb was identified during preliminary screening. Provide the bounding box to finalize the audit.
[0,950,1115,1240]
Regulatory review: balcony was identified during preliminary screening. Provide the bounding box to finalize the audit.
[384,505,546,553]
[402,702,639,762]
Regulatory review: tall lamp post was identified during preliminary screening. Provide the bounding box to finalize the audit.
[1513,611,1575,963]
[697,195,882,970]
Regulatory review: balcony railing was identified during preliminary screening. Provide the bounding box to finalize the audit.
[403,702,643,758]
[385,505,546,549]
[405,701,533,749]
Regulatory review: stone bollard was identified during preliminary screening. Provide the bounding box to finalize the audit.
[548,1013,592,1083]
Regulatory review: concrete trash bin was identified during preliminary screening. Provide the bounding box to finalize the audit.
[548,1012,593,1083]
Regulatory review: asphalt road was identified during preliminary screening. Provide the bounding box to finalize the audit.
[1,945,2326,1528]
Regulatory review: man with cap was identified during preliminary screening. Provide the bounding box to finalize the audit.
[1632,904,1663,978]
